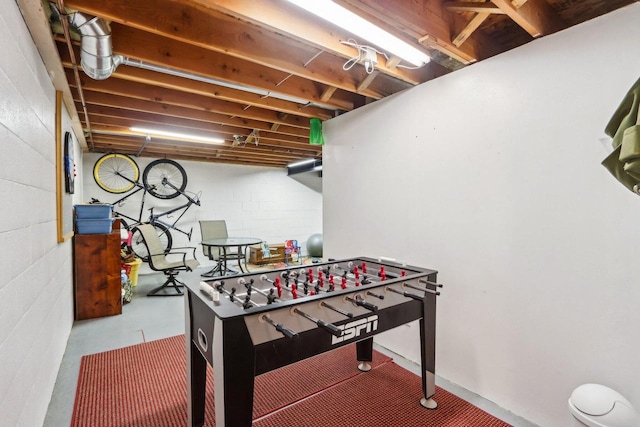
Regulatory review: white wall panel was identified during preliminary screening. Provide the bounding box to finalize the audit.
[323,5,640,426]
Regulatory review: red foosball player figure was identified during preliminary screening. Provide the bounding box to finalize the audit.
[275,277,282,298]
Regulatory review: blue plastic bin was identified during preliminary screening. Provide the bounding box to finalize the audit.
[75,218,115,234]
[74,204,113,219]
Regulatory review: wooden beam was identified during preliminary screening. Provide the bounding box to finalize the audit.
[444,2,506,14]
[337,0,505,65]
[83,107,303,144]
[84,117,312,148]
[75,92,308,138]
[90,134,317,159]
[453,13,490,47]
[386,56,402,69]
[105,24,360,111]
[357,71,379,93]
[340,0,472,64]
[61,0,395,101]
[185,0,437,85]
[320,86,338,103]
[57,42,335,120]
[65,69,312,129]
[490,0,565,36]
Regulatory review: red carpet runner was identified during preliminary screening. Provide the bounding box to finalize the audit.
[71,335,511,427]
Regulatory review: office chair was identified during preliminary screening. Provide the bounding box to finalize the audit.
[136,223,200,296]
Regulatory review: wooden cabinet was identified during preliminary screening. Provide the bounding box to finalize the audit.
[73,220,122,320]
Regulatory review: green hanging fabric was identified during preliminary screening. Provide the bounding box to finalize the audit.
[309,118,325,145]
[601,77,640,194]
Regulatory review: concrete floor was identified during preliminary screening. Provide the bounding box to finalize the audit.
[43,264,537,427]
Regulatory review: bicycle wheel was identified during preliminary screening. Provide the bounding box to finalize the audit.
[93,153,140,193]
[143,159,187,199]
[130,222,173,261]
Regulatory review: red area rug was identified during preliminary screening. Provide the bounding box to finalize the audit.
[71,335,511,427]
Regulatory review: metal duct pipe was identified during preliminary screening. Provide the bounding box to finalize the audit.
[67,12,123,80]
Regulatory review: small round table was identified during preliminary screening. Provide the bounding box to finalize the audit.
[201,237,262,277]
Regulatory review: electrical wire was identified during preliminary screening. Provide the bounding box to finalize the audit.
[341,39,382,74]
[340,38,428,72]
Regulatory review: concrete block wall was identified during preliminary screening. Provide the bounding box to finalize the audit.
[0,0,81,425]
[82,153,323,266]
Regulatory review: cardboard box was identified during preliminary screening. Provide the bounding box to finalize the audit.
[249,243,288,264]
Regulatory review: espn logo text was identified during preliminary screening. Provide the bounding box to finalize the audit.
[331,315,378,344]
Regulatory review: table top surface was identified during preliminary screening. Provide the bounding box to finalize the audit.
[201,237,262,247]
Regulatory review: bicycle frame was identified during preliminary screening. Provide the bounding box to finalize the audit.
[106,173,152,228]
[146,182,201,239]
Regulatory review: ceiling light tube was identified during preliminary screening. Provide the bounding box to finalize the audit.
[285,0,430,67]
[130,127,225,144]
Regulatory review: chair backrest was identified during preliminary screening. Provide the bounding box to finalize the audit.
[285,239,299,254]
[259,241,270,255]
[199,220,228,259]
[137,223,169,269]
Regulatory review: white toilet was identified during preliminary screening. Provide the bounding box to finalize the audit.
[568,384,639,427]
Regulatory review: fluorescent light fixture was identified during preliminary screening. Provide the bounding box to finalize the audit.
[287,158,316,168]
[285,0,430,67]
[287,158,322,176]
[130,127,225,144]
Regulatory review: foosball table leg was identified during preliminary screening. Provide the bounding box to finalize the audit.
[186,295,207,427]
[419,288,438,409]
[356,337,373,372]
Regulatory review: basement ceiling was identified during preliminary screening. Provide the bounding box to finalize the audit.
[28,0,639,168]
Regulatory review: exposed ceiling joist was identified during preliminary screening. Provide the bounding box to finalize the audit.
[491,0,566,36]
[17,0,634,168]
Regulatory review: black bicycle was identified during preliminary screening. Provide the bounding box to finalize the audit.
[92,154,201,260]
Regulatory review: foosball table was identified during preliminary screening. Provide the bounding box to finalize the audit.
[185,257,442,427]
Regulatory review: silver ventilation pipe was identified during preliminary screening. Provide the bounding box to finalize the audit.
[67,12,123,80]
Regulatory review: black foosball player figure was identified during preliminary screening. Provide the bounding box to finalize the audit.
[266,288,277,304]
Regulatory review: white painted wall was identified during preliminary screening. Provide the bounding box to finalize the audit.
[82,153,323,268]
[323,5,640,426]
[0,0,83,425]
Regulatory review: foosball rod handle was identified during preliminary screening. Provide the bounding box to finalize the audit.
[275,323,298,339]
[404,282,441,296]
[262,315,298,339]
[317,320,342,337]
[294,308,342,338]
[346,296,378,312]
[419,279,444,288]
[386,286,423,301]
